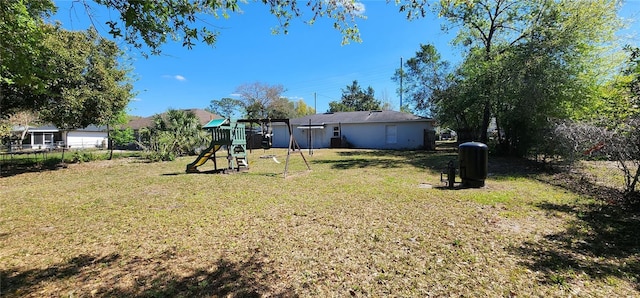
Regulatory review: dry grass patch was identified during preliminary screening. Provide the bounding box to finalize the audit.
[1,149,639,297]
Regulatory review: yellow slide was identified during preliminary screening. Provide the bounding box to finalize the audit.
[186,144,221,173]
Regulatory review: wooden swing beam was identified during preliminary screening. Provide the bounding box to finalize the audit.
[236,118,311,178]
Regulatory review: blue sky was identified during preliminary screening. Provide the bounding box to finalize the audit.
[53,1,640,117]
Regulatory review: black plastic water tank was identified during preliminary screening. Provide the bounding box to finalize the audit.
[458,142,488,188]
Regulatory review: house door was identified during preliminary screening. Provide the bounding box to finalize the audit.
[385,125,397,144]
[305,129,324,149]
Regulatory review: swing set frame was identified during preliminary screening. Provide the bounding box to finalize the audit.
[237,118,311,178]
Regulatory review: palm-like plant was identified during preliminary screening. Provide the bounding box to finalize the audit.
[146,109,209,161]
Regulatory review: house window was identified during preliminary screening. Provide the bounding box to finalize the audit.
[34,133,44,145]
[385,125,397,144]
[44,134,54,146]
[333,126,340,137]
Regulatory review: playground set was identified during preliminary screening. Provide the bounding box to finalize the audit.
[186,118,310,177]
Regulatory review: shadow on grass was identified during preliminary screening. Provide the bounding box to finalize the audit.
[312,150,545,180]
[1,154,145,178]
[311,150,458,171]
[1,250,295,297]
[510,202,640,288]
[0,160,67,178]
[537,168,632,207]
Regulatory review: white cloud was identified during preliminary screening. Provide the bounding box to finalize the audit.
[352,2,365,14]
[163,74,187,81]
[131,97,142,102]
[336,0,365,15]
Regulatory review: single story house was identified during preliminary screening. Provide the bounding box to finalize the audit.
[11,124,108,150]
[271,110,437,150]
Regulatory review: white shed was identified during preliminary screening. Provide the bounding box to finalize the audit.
[272,111,436,150]
[64,125,108,149]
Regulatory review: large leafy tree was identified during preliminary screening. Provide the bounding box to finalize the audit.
[1,1,134,131]
[546,47,640,206]
[207,97,243,119]
[0,0,55,87]
[235,82,286,119]
[593,46,640,125]
[392,44,451,117]
[490,0,620,155]
[294,99,315,117]
[0,0,56,117]
[268,97,297,119]
[63,0,472,55]
[18,25,134,162]
[400,0,622,155]
[437,0,555,144]
[329,80,381,112]
[76,0,368,54]
[34,26,133,130]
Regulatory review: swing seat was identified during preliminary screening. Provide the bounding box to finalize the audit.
[261,135,272,149]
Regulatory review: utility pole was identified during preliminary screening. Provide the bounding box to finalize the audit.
[399,57,403,111]
[314,92,317,114]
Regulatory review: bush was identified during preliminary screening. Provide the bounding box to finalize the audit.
[71,151,97,163]
[551,119,640,206]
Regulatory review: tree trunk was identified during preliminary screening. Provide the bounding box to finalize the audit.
[627,163,640,195]
[107,123,113,160]
[61,131,68,164]
[480,99,491,144]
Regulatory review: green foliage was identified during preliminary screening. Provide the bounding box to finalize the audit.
[37,26,133,130]
[71,151,98,163]
[267,97,297,119]
[329,80,381,112]
[294,100,316,117]
[110,127,135,148]
[0,0,55,88]
[550,47,640,199]
[235,82,293,119]
[142,109,209,162]
[1,22,133,130]
[0,122,11,144]
[0,0,54,117]
[392,44,451,117]
[402,0,623,155]
[206,97,243,119]
[623,46,640,115]
[144,131,178,162]
[1,1,134,125]
[91,0,365,54]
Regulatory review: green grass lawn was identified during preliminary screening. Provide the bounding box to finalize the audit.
[1,149,638,297]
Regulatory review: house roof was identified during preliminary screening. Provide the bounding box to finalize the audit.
[127,109,222,130]
[74,125,107,132]
[12,125,58,132]
[287,110,434,126]
[12,124,107,132]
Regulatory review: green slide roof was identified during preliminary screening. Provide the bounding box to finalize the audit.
[203,118,229,128]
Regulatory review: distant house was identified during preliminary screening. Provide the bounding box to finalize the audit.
[271,110,437,150]
[127,109,222,131]
[11,125,108,150]
[126,109,222,149]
